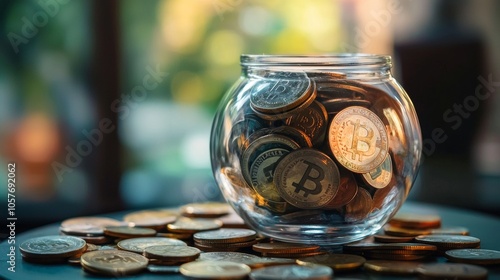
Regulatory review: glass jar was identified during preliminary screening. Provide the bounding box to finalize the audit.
[210,54,422,245]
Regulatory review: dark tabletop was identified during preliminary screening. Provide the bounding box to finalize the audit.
[1,201,500,280]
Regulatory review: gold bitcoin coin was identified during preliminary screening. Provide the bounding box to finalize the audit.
[362,154,392,189]
[180,260,251,280]
[329,106,388,173]
[296,253,366,271]
[80,249,148,276]
[117,237,187,254]
[273,148,340,209]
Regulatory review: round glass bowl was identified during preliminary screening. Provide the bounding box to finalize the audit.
[210,54,422,245]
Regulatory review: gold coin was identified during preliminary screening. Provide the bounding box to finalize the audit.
[117,237,186,254]
[103,226,156,238]
[445,249,500,265]
[180,260,251,280]
[389,212,441,229]
[60,217,125,236]
[273,148,340,209]
[362,154,392,189]
[123,210,177,229]
[431,226,469,236]
[296,253,366,271]
[193,228,257,244]
[363,260,421,275]
[167,217,223,233]
[344,188,373,222]
[181,202,232,218]
[20,235,87,259]
[144,245,200,262]
[252,242,320,254]
[80,249,148,276]
[328,106,389,173]
[416,263,488,280]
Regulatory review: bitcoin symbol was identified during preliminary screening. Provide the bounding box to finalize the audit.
[347,119,376,161]
[292,160,324,197]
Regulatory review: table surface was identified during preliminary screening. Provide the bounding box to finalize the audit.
[2,201,500,280]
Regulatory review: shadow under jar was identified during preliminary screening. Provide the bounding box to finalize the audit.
[210,54,422,245]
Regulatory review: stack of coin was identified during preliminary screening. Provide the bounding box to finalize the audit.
[219,71,404,225]
[343,242,437,261]
[249,264,333,280]
[193,228,258,252]
[117,237,187,254]
[252,242,324,258]
[196,252,296,269]
[20,235,87,264]
[296,253,366,272]
[123,209,178,231]
[144,245,201,265]
[382,212,469,238]
[167,217,223,235]
[180,202,232,218]
[414,235,481,254]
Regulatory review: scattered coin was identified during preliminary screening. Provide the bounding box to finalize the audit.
[180,260,251,280]
[253,242,321,254]
[117,237,186,254]
[389,212,441,229]
[167,217,223,233]
[80,250,148,276]
[60,217,125,236]
[414,235,481,251]
[103,226,156,238]
[123,210,177,229]
[147,264,180,274]
[250,264,333,280]
[20,235,87,259]
[445,249,500,265]
[416,263,488,280]
[181,202,232,218]
[296,253,366,271]
[363,260,421,275]
[193,228,257,244]
[144,245,200,262]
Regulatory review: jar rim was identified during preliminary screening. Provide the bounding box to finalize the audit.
[241,53,391,67]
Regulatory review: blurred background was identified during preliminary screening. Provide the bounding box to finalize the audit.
[0,0,499,235]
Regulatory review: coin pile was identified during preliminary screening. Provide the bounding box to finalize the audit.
[20,203,500,279]
[223,71,403,223]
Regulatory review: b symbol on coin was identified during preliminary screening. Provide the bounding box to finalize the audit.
[292,160,324,198]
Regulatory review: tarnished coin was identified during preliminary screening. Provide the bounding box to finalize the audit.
[147,264,180,274]
[180,260,251,280]
[123,210,177,229]
[324,168,358,209]
[117,237,187,254]
[329,106,389,173]
[253,242,320,254]
[389,212,442,229]
[344,188,373,222]
[167,217,223,233]
[250,71,312,114]
[445,249,500,265]
[103,226,156,238]
[363,260,421,275]
[414,235,481,250]
[362,154,392,189]
[80,249,148,276]
[193,228,257,244]
[274,148,340,209]
[20,235,87,259]
[250,264,333,280]
[60,217,124,236]
[285,100,328,147]
[181,202,232,218]
[144,245,200,262]
[416,263,488,280]
[297,253,366,271]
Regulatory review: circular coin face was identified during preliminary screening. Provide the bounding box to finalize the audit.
[144,245,200,260]
[193,228,257,244]
[362,154,392,189]
[249,264,333,280]
[344,188,373,222]
[20,235,87,258]
[416,263,487,280]
[274,148,340,209]
[81,250,148,276]
[252,242,320,254]
[414,235,481,248]
[60,217,124,236]
[329,106,388,173]
[117,237,187,253]
[250,71,312,113]
[445,249,500,265]
[285,100,328,147]
[180,261,251,279]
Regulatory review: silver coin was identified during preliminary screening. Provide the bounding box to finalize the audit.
[250,264,333,280]
[445,249,500,265]
[197,252,261,265]
[193,228,257,243]
[20,235,86,258]
[117,237,186,253]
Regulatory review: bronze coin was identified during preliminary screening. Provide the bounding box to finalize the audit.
[144,245,200,262]
[180,260,251,280]
[344,188,373,222]
[103,226,156,238]
[81,250,148,276]
[180,202,232,218]
[252,242,320,254]
[285,100,328,147]
[323,168,358,209]
[167,217,223,233]
[389,212,442,229]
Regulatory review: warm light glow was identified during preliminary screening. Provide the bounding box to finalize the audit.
[15,114,60,163]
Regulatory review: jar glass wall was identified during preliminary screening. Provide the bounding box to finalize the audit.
[210,54,422,245]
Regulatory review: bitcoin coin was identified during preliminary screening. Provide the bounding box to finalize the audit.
[80,250,148,276]
[193,228,257,244]
[60,217,125,236]
[445,249,500,265]
[344,188,373,222]
[285,100,328,147]
[103,226,156,238]
[20,235,87,259]
[362,154,392,189]
[250,71,312,114]
[416,263,488,280]
[144,245,200,262]
[389,212,442,229]
[249,264,333,280]
[329,106,389,173]
[324,168,358,209]
[117,237,187,254]
[363,260,421,275]
[180,260,251,280]
[167,217,223,233]
[274,148,340,209]
[181,202,232,218]
[297,253,366,271]
[123,210,177,229]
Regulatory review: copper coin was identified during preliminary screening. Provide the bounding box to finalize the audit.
[285,100,328,147]
[383,225,431,237]
[344,188,373,222]
[373,234,415,243]
[252,242,320,254]
[389,212,441,229]
[180,202,232,218]
[81,249,148,276]
[323,168,358,209]
[123,210,177,228]
[297,253,366,271]
[103,226,156,238]
[60,217,125,236]
[193,228,257,244]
